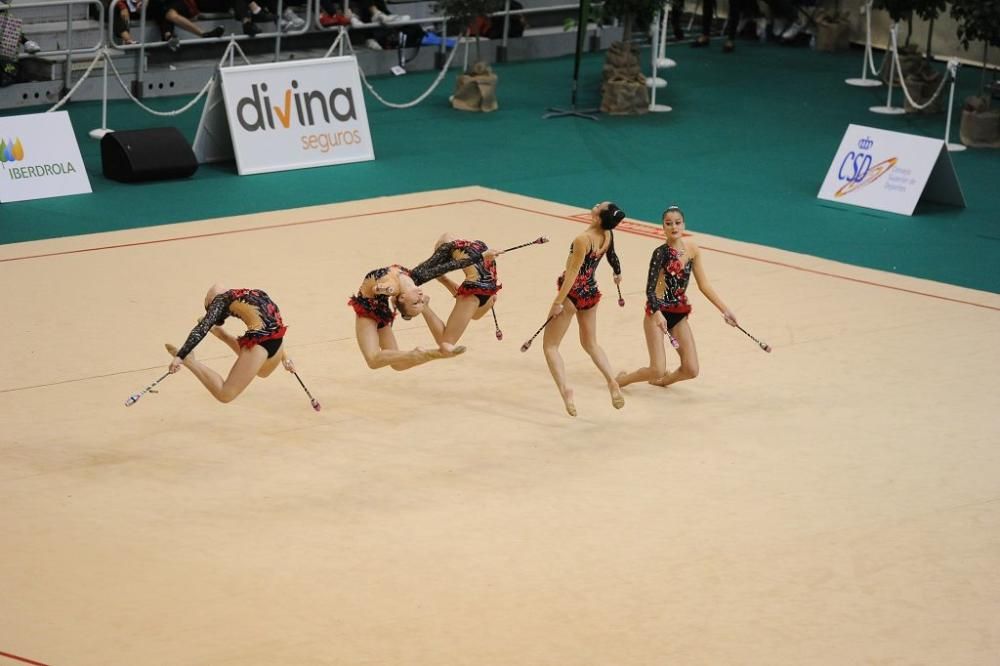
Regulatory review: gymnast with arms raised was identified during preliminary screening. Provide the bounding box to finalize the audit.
[616,205,738,390]
[166,284,295,403]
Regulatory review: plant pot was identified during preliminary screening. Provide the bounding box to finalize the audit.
[880,43,922,87]
[600,41,649,115]
[903,67,944,114]
[959,96,1000,148]
[815,13,850,52]
[450,61,499,113]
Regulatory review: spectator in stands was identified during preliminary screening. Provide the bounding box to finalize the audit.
[343,0,410,49]
[113,0,141,44]
[468,0,526,40]
[147,0,226,49]
[688,0,755,52]
[319,0,352,27]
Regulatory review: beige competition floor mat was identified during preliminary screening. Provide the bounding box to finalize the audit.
[2,186,998,666]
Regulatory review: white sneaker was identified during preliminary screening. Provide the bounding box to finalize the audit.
[771,17,787,37]
[781,18,806,40]
[282,8,306,29]
[364,38,383,50]
[349,12,366,27]
[755,17,767,41]
[22,39,41,54]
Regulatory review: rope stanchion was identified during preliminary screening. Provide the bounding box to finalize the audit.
[888,27,951,113]
[870,23,905,115]
[44,49,106,113]
[647,4,673,113]
[846,1,882,87]
[943,59,967,153]
[90,53,111,139]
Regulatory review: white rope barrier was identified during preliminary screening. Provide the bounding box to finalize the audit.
[44,49,106,113]
[889,26,951,112]
[846,1,884,88]
[344,35,465,109]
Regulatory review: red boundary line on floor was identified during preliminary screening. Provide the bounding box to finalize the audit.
[0,650,53,666]
[2,197,997,313]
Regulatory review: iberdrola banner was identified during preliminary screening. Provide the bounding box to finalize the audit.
[0,111,92,203]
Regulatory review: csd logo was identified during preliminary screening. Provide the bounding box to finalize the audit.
[835,137,897,198]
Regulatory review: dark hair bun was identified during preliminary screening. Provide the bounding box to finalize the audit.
[599,203,626,230]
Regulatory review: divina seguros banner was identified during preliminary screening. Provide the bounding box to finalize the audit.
[218,57,374,175]
[0,111,91,203]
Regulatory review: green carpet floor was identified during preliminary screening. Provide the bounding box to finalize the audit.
[2,40,998,292]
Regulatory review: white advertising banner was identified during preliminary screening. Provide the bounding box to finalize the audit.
[817,124,964,216]
[0,111,91,203]
[218,56,374,175]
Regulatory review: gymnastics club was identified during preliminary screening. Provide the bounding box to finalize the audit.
[124,372,170,407]
[616,283,625,307]
[735,324,772,353]
[520,315,555,352]
[491,307,503,341]
[500,237,549,254]
[292,371,322,411]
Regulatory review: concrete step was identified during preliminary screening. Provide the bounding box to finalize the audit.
[9,1,89,24]
[21,18,104,52]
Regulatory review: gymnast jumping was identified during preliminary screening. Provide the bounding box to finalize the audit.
[349,243,499,370]
[418,233,502,353]
[616,205,738,390]
[166,284,295,403]
[542,201,626,416]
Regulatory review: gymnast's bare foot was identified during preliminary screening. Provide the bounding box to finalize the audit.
[609,381,625,409]
[615,370,631,388]
[562,388,577,417]
[438,342,467,356]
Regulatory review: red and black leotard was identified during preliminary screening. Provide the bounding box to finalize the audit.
[177,288,286,359]
[440,239,500,306]
[349,248,487,328]
[556,232,621,311]
[645,244,693,325]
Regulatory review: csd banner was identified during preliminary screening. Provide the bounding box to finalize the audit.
[216,56,374,175]
[817,124,964,216]
[0,111,91,203]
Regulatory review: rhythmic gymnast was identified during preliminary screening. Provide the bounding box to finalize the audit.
[166,284,295,403]
[418,233,502,353]
[542,201,626,416]
[616,205,738,390]
[349,243,499,370]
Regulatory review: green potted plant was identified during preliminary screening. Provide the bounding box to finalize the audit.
[950,0,1000,146]
[434,0,504,111]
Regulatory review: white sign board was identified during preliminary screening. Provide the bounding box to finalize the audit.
[215,56,374,175]
[817,124,965,216]
[0,111,91,203]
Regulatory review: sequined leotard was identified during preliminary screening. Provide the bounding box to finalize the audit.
[645,244,693,317]
[556,232,622,311]
[441,239,500,306]
[177,288,286,359]
[349,247,488,328]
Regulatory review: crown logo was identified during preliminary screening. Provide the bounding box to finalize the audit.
[858,137,874,150]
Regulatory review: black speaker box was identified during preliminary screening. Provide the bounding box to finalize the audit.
[101,127,198,183]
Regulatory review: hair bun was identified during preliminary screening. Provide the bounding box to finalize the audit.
[600,203,626,229]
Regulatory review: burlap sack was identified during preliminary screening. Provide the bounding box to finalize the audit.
[815,13,850,52]
[450,62,498,112]
[959,96,1000,148]
[600,76,649,115]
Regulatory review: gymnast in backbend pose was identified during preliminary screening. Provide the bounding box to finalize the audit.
[616,205,737,390]
[166,284,295,403]
[349,242,500,370]
[417,234,502,353]
[542,201,626,417]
